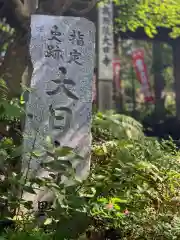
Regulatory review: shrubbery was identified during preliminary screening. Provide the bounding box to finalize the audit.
[0,94,180,239]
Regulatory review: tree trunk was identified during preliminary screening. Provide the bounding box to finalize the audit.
[0,0,34,136]
[24,0,38,14]
[0,1,34,214]
[1,0,68,99]
[152,41,165,120]
[172,40,180,120]
[0,35,29,98]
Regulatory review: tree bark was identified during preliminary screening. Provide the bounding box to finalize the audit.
[0,0,30,98]
[172,40,180,120]
[0,35,29,98]
[24,0,38,14]
[0,0,32,139]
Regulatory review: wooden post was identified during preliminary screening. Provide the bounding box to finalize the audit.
[97,0,113,111]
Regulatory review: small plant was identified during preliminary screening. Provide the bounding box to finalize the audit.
[1,90,180,240]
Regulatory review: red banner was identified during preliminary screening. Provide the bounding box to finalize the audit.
[132,49,154,103]
[113,58,121,90]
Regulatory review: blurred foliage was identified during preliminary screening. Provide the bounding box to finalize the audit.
[0,102,180,239]
[118,38,175,119]
[115,0,180,38]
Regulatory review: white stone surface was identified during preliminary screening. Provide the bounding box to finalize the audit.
[22,15,95,210]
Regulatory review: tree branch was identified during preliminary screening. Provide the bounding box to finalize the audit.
[8,0,29,30]
[60,0,73,14]
[23,0,38,14]
[38,0,66,15]
[70,0,98,15]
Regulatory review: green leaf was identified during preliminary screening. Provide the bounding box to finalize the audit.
[44,218,53,225]
[96,175,105,180]
[111,198,127,203]
[20,94,25,105]
[42,160,72,171]
[32,150,44,157]
[55,146,73,156]
[80,187,96,198]
[11,146,23,157]
[23,185,36,194]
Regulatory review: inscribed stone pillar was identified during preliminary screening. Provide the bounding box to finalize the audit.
[22,15,95,211]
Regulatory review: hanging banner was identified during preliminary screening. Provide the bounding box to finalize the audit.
[22,15,95,208]
[98,0,114,80]
[132,49,154,102]
[113,58,121,91]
